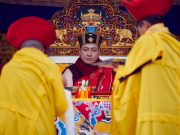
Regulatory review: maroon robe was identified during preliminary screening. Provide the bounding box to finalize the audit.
[65,57,115,93]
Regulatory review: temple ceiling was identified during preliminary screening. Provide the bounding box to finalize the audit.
[0,0,180,7]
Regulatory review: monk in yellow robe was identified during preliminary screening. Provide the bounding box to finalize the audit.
[0,16,68,135]
[111,0,180,135]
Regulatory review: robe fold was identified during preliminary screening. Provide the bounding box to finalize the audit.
[111,23,180,135]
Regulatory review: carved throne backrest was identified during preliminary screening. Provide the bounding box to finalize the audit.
[47,0,138,56]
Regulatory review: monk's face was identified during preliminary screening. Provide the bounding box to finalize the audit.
[79,43,100,65]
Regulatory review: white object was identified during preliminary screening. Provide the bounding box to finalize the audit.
[64,89,75,135]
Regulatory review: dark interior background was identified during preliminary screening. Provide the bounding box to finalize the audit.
[0,2,180,36]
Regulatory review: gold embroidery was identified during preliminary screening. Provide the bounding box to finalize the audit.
[88,9,95,13]
[88,37,94,43]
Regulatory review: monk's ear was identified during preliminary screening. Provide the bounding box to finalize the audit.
[142,20,151,29]
[137,20,151,35]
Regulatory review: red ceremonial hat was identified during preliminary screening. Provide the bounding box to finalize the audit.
[122,0,174,21]
[6,16,56,49]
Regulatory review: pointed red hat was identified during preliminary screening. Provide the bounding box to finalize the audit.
[122,0,174,21]
[6,16,56,49]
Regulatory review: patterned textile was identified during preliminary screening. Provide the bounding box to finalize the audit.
[55,98,112,135]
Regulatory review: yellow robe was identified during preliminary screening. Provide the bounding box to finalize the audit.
[0,48,68,135]
[111,23,180,135]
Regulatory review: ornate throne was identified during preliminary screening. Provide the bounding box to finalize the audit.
[46,0,138,57]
